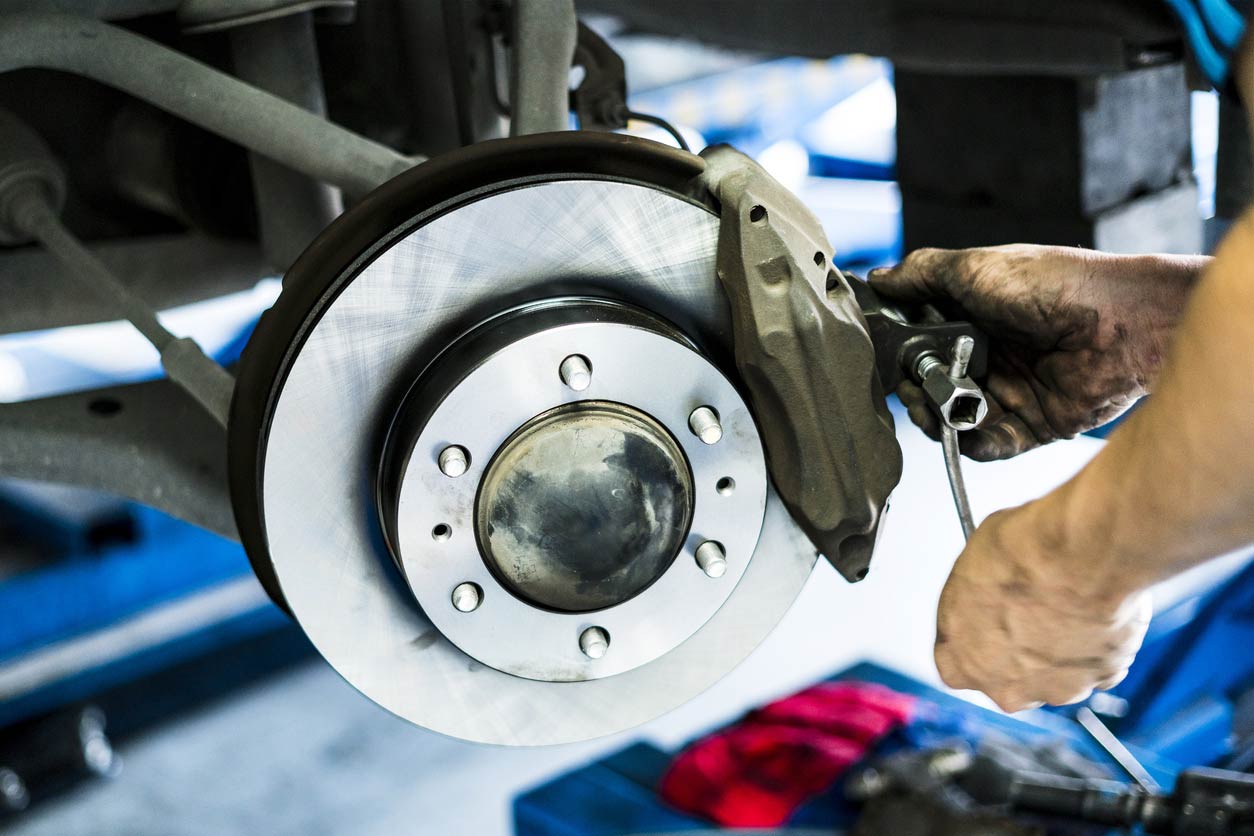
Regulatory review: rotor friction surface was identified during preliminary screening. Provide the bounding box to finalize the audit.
[260,179,816,745]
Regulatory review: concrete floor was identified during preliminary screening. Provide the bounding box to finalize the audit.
[7,417,1112,836]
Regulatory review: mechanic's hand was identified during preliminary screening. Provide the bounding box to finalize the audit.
[933,500,1152,712]
[869,245,1200,460]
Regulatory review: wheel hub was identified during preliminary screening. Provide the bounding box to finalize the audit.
[478,399,693,614]
[381,299,768,681]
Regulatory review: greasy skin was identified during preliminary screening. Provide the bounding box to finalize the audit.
[873,227,1254,711]
[931,502,1154,710]
[865,33,1254,712]
[870,246,1202,461]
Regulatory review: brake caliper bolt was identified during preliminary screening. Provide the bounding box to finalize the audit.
[451,582,482,613]
[579,626,610,659]
[438,445,469,478]
[695,540,728,578]
[559,354,592,391]
[688,406,722,445]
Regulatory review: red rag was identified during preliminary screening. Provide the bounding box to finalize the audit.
[659,681,916,827]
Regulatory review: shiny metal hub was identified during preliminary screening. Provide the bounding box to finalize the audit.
[383,299,769,682]
[477,400,693,614]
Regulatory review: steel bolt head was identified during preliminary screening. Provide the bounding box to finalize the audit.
[579,626,610,659]
[688,406,723,445]
[559,354,592,391]
[438,445,469,478]
[695,540,728,578]
[451,582,482,613]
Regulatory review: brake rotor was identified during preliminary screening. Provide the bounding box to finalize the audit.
[229,133,815,745]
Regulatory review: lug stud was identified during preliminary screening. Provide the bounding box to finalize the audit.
[579,626,610,659]
[438,445,469,478]
[695,540,728,578]
[688,406,722,445]
[451,582,482,613]
[559,354,592,391]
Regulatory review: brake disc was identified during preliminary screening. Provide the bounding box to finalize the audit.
[229,133,820,745]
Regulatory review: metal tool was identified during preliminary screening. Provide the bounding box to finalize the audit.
[915,336,987,540]
[845,276,989,540]
[1075,706,1161,792]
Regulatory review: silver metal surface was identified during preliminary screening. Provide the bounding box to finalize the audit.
[688,405,723,445]
[923,336,986,540]
[1076,706,1161,792]
[949,335,974,379]
[260,179,816,745]
[695,540,728,578]
[392,321,767,681]
[942,424,976,540]
[558,353,592,391]
[473,399,695,615]
[579,627,610,660]
[918,355,987,432]
[437,445,469,478]
[451,582,482,613]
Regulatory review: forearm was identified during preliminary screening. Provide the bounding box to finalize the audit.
[1095,252,1209,388]
[1040,214,1254,599]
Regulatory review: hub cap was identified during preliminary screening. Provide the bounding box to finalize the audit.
[479,400,692,614]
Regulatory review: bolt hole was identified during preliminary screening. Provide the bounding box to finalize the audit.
[826,275,840,293]
[716,477,736,496]
[748,205,767,223]
[432,524,452,542]
[855,567,869,580]
[813,251,826,268]
[88,397,123,417]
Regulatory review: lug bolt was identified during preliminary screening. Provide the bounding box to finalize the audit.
[559,354,593,391]
[695,540,728,578]
[451,582,482,613]
[438,445,469,478]
[579,626,610,659]
[688,406,723,445]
